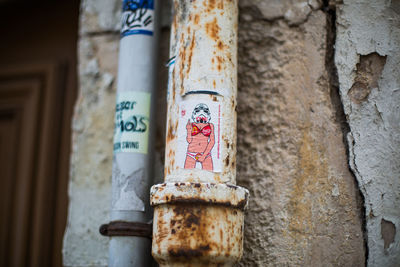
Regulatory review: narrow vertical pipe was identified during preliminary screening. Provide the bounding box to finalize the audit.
[109,0,160,266]
[151,1,248,266]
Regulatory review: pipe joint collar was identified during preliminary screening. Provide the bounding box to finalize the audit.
[150,182,249,210]
[150,182,249,266]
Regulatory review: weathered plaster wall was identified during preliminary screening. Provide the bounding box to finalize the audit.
[335,0,400,266]
[62,1,120,265]
[237,0,365,265]
[64,0,400,266]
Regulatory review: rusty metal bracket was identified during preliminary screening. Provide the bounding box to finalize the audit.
[99,221,152,238]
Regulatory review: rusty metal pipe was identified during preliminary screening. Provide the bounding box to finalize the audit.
[151,0,248,266]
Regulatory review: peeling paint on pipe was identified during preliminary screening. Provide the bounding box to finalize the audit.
[151,0,248,266]
[164,0,239,184]
[151,183,248,266]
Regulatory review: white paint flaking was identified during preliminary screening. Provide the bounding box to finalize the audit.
[336,1,400,266]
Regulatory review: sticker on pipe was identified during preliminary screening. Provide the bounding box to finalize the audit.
[176,100,222,172]
[121,0,154,37]
[113,91,151,154]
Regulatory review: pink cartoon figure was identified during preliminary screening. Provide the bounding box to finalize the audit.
[184,103,215,171]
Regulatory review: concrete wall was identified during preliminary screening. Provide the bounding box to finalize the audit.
[63,0,399,266]
[236,1,366,265]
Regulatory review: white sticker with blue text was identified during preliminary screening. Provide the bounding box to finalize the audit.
[121,0,154,37]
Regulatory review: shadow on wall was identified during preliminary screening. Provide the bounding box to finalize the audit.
[0,1,80,266]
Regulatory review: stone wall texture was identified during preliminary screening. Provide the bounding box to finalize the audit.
[63,0,399,266]
[62,1,120,266]
[237,1,365,265]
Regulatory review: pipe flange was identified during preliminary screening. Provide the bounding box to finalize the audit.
[151,182,249,265]
[150,182,249,210]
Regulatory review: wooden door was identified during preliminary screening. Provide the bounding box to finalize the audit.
[0,1,79,266]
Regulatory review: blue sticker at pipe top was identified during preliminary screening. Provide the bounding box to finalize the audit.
[121,0,154,37]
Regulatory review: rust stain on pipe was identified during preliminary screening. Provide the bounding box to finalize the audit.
[152,0,247,266]
[153,203,244,265]
[205,18,220,40]
[151,182,248,266]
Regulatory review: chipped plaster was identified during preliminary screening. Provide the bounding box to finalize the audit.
[336,0,400,265]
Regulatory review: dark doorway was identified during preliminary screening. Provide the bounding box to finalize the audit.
[0,1,80,266]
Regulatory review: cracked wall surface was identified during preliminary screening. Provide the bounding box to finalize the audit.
[61,0,400,266]
[335,0,400,266]
[237,0,364,266]
[62,18,119,267]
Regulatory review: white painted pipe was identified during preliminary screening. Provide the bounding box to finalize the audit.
[109,0,160,266]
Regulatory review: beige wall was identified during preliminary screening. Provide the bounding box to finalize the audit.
[63,0,400,266]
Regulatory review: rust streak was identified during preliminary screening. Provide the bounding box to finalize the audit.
[186,32,196,76]
[166,121,174,142]
[208,0,216,10]
[205,17,220,40]
[179,33,185,93]
[217,41,225,50]
[225,155,230,167]
[216,55,223,72]
[217,0,224,9]
[168,247,205,258]
[171,67,176,101]
[194,14,200,25]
